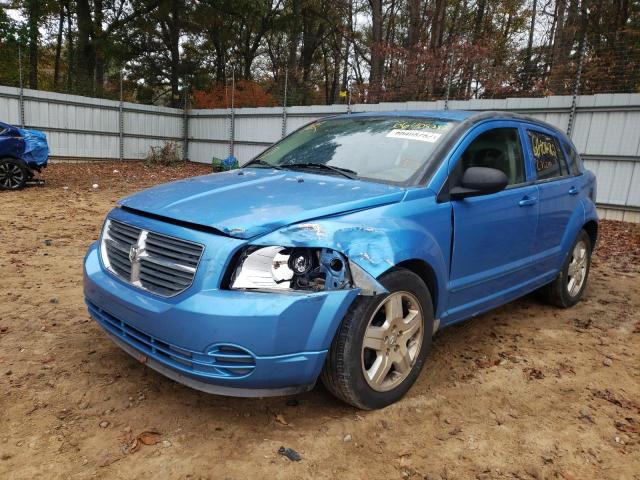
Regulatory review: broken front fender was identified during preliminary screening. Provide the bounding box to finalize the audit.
[249,196,451,316]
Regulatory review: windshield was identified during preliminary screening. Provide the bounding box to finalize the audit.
[250,116,457,183]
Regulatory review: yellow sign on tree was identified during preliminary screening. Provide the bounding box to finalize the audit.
[339,90,347,98]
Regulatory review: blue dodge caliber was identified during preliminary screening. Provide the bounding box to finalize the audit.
[84,111,598,409]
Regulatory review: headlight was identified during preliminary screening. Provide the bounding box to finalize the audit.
[230,246,351,292]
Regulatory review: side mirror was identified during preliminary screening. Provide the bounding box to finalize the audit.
[450,166,508,200]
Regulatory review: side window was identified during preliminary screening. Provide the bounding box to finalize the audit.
[528,130,567,180]
[563,141,583,175]
[456,128,525,186]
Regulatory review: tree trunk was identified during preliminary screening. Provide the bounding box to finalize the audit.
[26,0,40,90]
[407,0,421,93]
[340,0,353,93]
[65,1,74,92]
[76,0,96,95]
[287,0,302,101]
[463,0,486,98]
[168,1,181,108]
[94,0,105,96]
[53,3,65,90]
[213,34,226,84]
[523,0,537,89]
[549,0,578,94]
[368,0,384,102]
[300,3,324,105]
[430,0,445,51]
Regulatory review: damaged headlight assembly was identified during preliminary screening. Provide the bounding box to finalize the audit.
[229,246,386,295]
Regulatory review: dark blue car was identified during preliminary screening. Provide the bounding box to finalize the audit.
[84,110,598,409]
[0,121,49,190]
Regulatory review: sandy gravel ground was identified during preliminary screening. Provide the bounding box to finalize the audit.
[1,162,639,480]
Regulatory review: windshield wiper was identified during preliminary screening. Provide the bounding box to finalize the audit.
[243,159,284,170]
[282,162,358,179]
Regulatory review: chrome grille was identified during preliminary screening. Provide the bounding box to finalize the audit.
[101,219,204,297]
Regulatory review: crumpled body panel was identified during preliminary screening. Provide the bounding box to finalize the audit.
[0,122,49,168]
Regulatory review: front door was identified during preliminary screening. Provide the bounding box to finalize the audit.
[446,124,539,322]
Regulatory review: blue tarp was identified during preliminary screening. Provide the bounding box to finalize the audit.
[0,122,48,168]
[17,128,49,167]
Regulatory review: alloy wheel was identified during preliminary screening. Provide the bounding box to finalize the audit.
[567,240,588,297]
[361,291,424,392]
[0,162,25,189]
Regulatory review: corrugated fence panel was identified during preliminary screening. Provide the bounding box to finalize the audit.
[188,108,232,163]
[235,111,282,144]
[124,107,182,140]
[627,162,640,207]
[189,141,229,164]
[0,86,184,160]
[1,86,639,218]
[49,130,119,158]
[0,86,21,124]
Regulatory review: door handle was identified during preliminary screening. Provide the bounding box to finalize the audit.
[568,186,579,196]
[518,196,538,207]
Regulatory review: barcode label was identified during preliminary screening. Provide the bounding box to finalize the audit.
[386,129,443,143]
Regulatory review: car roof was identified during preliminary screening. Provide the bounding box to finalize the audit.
[335,109,566,138]
[344,110,474,121]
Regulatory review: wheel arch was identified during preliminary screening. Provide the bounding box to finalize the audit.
[0,155,27,165]
[391,258,438,317]
[583,220,598,249]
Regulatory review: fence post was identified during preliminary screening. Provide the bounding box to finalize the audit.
[281,68,288,138]
[183,84,189,161]
[229,69,235,157]
[18,44,25,128]
[444,52,454,111]
[567,41,585,138]
[347,74,353,114]
[119,70,124,161]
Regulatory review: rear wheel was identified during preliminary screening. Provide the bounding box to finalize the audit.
[540,229,592,308]
[321,268,434,409]
[0,158,28,190]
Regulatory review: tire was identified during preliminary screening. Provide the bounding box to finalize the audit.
[321,268,434,410]
[540,229,592,308]
[0,158,28,191]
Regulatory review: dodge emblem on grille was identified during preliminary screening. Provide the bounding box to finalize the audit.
[129,244,141,263]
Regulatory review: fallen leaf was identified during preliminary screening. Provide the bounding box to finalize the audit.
[615,421,640,434]
[525,367,545,380]
[592,389,640,413]
[127,437,140,453]
[275,414,289,426]
[138,431,161,446]
[475,358,500,368]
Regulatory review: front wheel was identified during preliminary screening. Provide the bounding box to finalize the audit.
[0,158,28,190]
[540,229,592,308]
[321,268,434,409]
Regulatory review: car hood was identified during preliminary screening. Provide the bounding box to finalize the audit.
[118,168,405,239]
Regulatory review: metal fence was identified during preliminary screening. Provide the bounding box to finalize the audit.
[0,85,183,160]
[1,84,638,222]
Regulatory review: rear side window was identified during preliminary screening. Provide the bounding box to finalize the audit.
[528,131,567,181]
[563,141,583,175]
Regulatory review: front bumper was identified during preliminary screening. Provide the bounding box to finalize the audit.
[84,241,358,395]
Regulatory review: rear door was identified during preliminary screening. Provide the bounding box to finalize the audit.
[445,122,539,321]
[524,127,582,277]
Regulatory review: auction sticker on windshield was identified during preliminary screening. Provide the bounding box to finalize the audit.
[386,129,443,143]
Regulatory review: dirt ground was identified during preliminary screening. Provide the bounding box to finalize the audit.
[1,162,639,480]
